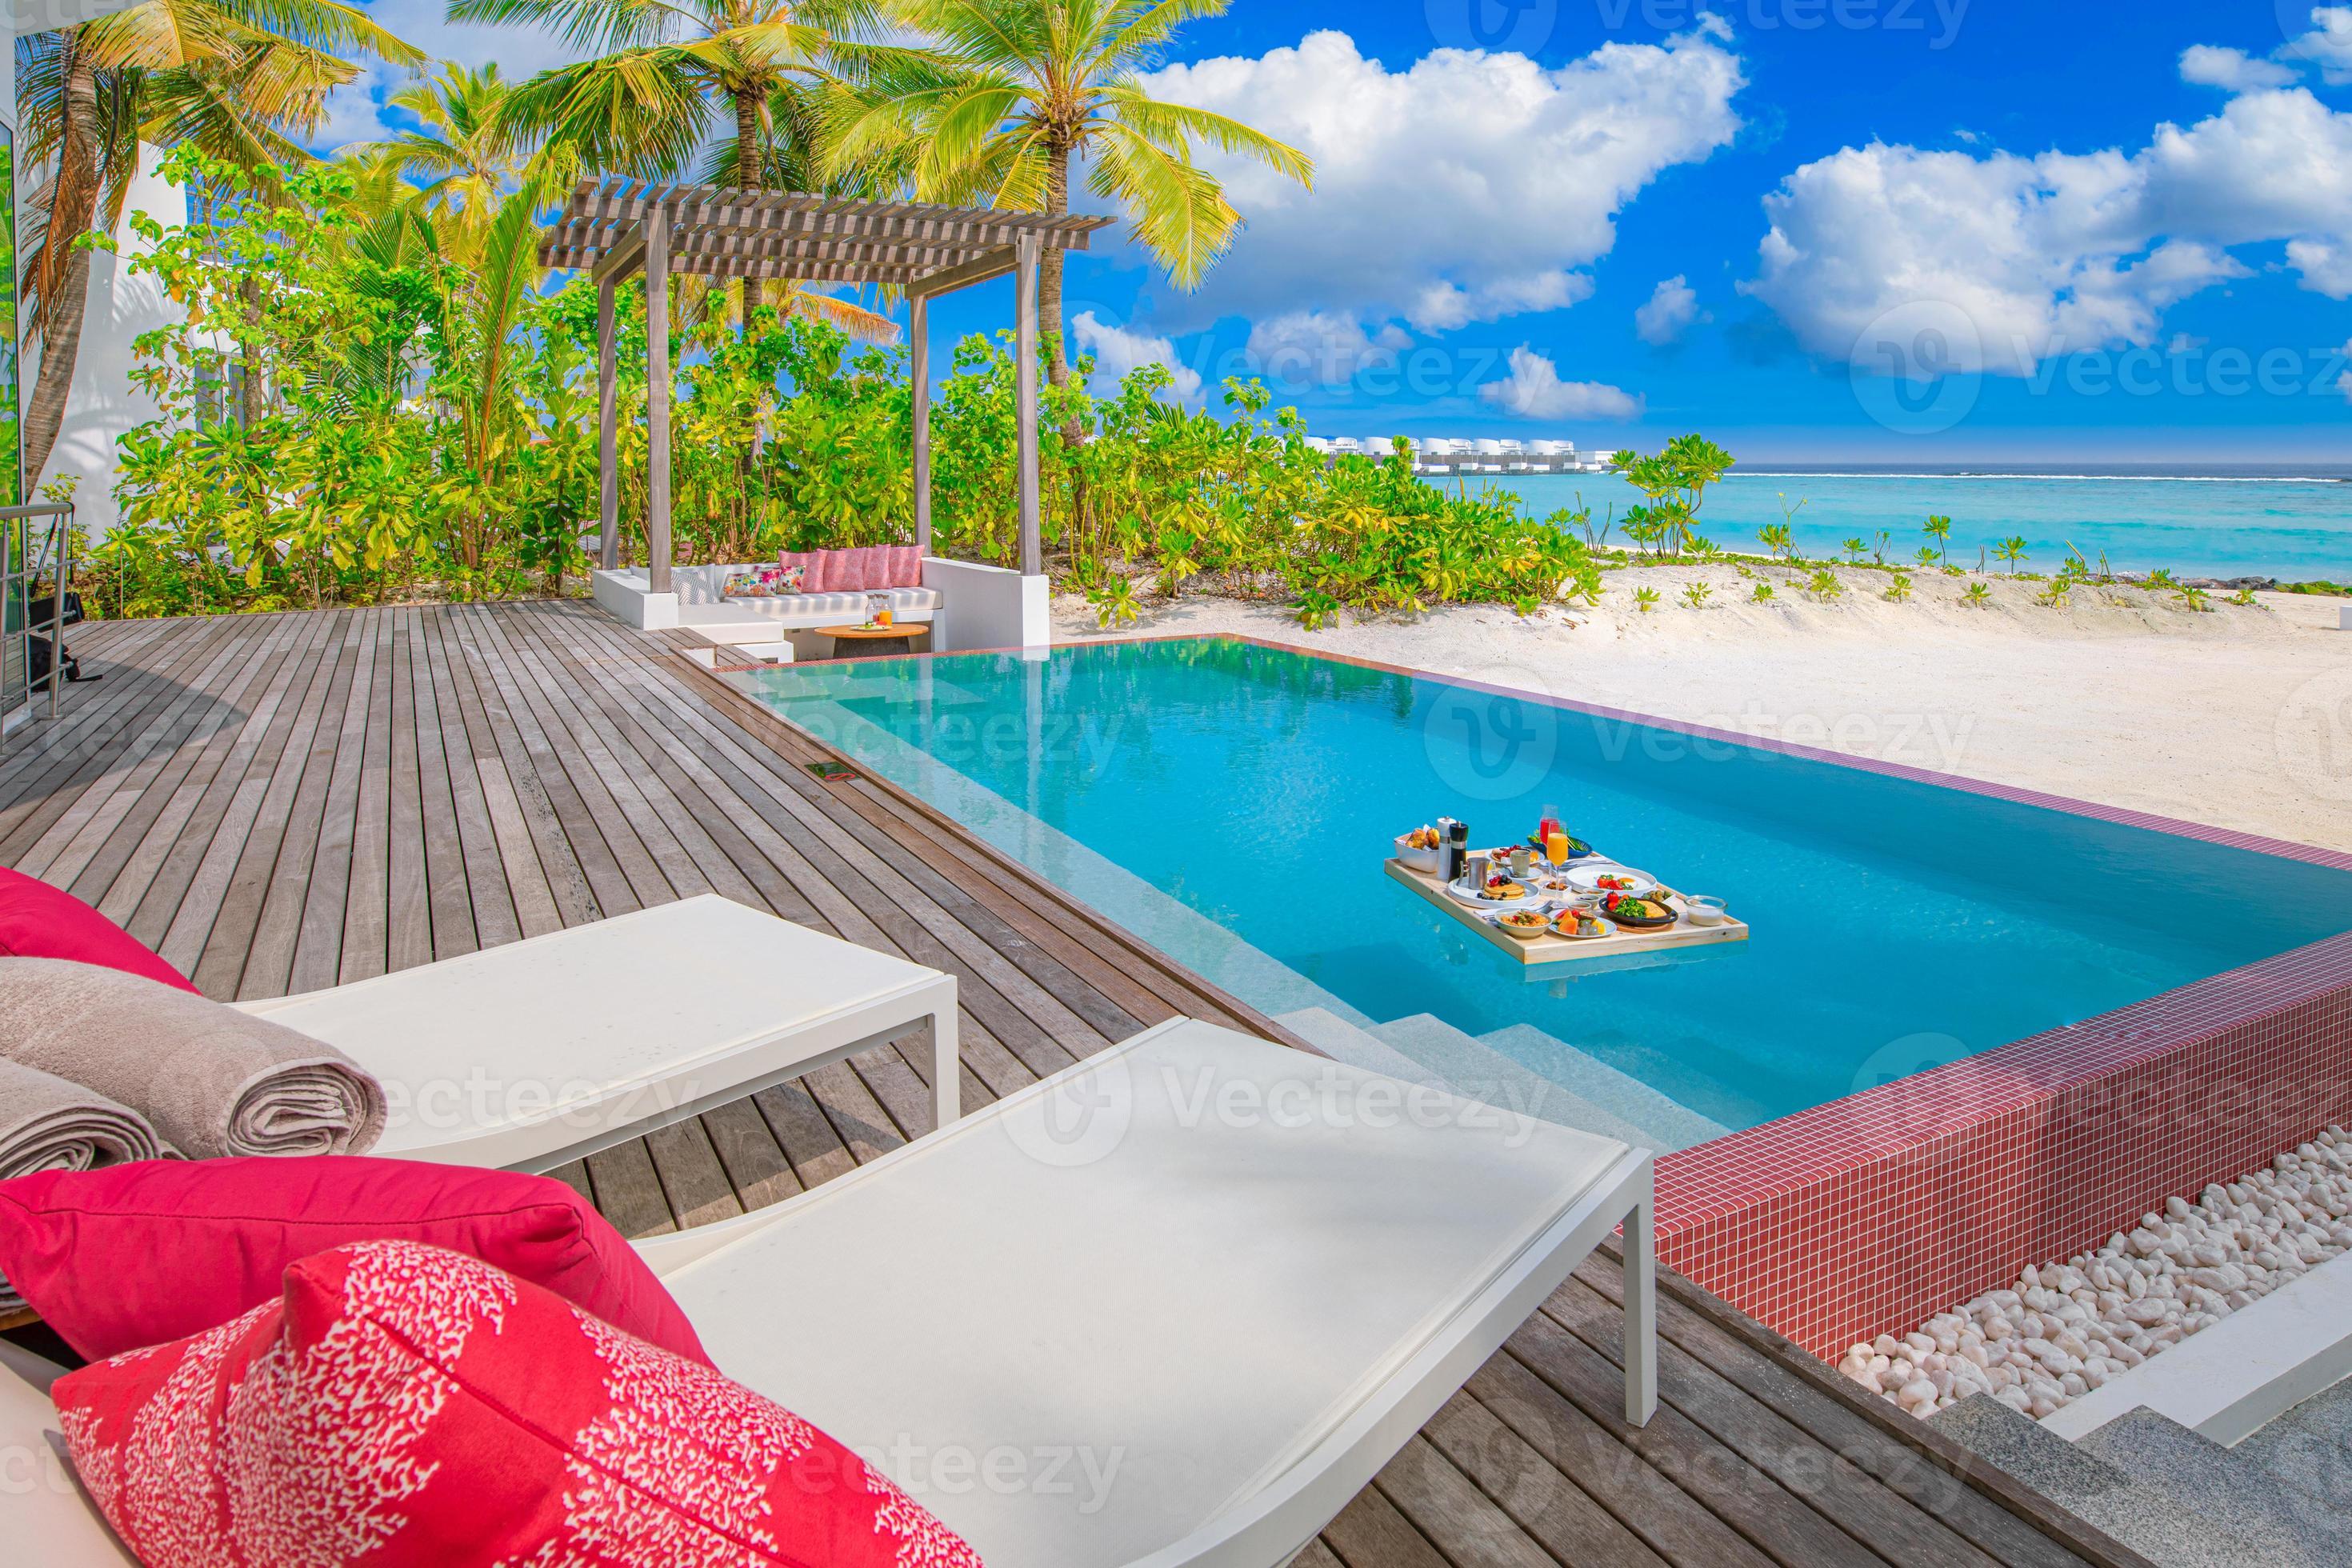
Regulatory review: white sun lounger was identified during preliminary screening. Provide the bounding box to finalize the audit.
[230,894,959,1172]
[0,1017,1648,1566]
[638,1016,1657,1568]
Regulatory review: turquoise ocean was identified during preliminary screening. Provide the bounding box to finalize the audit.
[1484,468,2350,582]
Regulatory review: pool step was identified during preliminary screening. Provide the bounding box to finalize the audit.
[1274,1008,1453,1087]
[1473,1024,1730,1151]
[1930,1395,2276,1568]
[1363,1014,1683,1152]
[2075,1408,2338,1566]
[2235,1378,2352,1511]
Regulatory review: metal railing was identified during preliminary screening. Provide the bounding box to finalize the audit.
[1,502,78,754]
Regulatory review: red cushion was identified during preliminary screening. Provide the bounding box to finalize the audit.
[54,1241,982,1568]
[0,1158,706,1365]
[0,868,197,992]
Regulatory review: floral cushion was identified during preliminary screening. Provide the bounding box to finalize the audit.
[54,1239,983,1568]
[726,565,806,598]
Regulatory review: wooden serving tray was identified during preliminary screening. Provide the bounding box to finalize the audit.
[1386,858,1749,970]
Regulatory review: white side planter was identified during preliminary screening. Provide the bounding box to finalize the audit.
[592,568,680,630]
[921,558,1050,653]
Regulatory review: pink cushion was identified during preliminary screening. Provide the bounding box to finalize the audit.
[0,868,197,993]
[54,1241,982,1568]
[0,1158,706,1364]
[830,546,881,592]
[878,545,924,588]
[777,549,825,594]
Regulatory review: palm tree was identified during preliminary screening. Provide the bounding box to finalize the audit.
[822,0,1311,390]
[343,62,543,272]
[1923,513,1952,565]
[459,0,880,318]
[15,0,422,485]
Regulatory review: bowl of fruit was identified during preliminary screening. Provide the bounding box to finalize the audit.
[1395,826,1444,874]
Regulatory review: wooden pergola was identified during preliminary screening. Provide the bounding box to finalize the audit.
[539,178,1116,593]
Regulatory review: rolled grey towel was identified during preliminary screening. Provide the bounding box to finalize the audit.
[0,958,386,1159]
[0,1057,173,1311]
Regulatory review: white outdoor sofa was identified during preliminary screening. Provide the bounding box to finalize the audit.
[234,894,961,1170]
[2,1015,1653,1567]
[593,556,1050,653]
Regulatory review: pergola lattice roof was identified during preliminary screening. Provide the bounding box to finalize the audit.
[539,178,1116,291]
[559,178,1110,591]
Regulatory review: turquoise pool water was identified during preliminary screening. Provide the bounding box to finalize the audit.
[728,639,2352,1138]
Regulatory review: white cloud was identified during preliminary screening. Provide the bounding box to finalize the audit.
[1634,275,1702,345]
[310,0,585,150]
[2282,6,2352,85]
[1478,347,1642,421]
[1745,83,2352,375]
[1071,312,1202,401]
[1242,310,1411,386]
[1144,26,1743,332]
[2178,46,2296,92]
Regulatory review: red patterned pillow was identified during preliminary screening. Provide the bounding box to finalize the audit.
[53,1240,983,1568]
[878,545,925,588]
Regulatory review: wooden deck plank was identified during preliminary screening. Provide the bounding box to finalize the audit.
[338,612,396,984]
[118,620,343,963]
[0,602,2140,1568]
[60,613,314,917]
[415,609,518,951]
[385,608,435,975]
[243,614,369,1000]
[1418,1390,1674,1568]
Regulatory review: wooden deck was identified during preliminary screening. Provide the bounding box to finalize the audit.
[0,602,2148,1568]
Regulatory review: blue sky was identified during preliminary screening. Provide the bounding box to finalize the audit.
[329,1,2352,465]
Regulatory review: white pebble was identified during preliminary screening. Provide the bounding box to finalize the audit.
[1856,1126,2352,1424]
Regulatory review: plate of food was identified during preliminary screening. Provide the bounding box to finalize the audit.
[1566,864,1659,896]
[1552,910,1616,941]
[1597,891,1678,929]
[1448,872,1539,910]
[1494,909,1551,941]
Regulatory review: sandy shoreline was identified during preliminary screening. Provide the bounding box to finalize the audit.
[1053,562,2352,854]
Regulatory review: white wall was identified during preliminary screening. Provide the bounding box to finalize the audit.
[921,558,1049,652]
[30,150,182,537]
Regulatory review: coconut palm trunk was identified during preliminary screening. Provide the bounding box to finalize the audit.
[24,43,105,488]
[735,91,765,318]
[1041,139,1070,388]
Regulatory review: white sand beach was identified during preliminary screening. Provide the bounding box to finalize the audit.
[1058,566,2352,854]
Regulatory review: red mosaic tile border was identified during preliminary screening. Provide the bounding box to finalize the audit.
[766,630,2352,1355]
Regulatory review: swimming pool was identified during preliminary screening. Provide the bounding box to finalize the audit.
[725,637,2352,1150]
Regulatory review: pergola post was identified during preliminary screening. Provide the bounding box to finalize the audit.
[595,278,618,570]
[910,292,931,554]
[1014,233,1042,577]
[644,206,672,594]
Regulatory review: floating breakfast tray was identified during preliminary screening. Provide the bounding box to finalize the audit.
[1385,858,1749,970]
